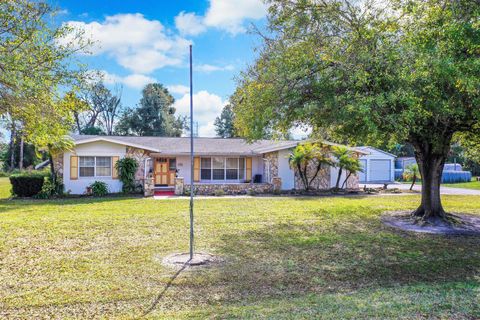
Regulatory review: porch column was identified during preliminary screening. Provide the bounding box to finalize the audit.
[175,177,185,195]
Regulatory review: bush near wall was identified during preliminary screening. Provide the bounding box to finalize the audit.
[9,172,47,197]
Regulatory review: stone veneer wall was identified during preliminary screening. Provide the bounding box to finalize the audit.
[293,160,331,190]
[263,151,279,183]
[346,173,359,189]
[184,183,273,195]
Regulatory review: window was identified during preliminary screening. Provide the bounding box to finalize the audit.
[212,157,225,180]
[226,158,238,180]
[201,158,211,180]
[239,157,245,180]
[200,157,246,182]
[169,159,176,171]
[79,156,112,178]
[96,157,112,176]
[79,156,95,177]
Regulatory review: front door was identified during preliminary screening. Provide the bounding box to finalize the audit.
[154,158,176,186]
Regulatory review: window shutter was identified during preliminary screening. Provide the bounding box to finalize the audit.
[112,156,119,179]
[246,157,252,182]
[70,156,78,180]
[193,157,200,182]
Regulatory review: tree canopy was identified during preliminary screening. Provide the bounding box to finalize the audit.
[214,104,238,138]
[115,83,184,136]
[0,0,90,144]
[232,0,480,220]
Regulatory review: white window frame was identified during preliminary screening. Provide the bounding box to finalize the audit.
[200,157,246,182]
[78,156,112,178]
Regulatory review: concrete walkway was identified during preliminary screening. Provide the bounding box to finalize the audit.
[363,183,480,196]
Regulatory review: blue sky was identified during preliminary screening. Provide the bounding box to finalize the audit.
[54,0,268,136]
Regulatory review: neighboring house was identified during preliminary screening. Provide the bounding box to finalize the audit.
[357,146,396,183]
[395,157,472,183]
[57,135,365,195]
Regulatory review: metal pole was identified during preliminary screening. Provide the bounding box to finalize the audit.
[189,44,194,261]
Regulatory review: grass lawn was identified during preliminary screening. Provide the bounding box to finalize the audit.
[1,177,479,318]
[444,179,480,190]
[0,177,11,199]
[401,179,480,191]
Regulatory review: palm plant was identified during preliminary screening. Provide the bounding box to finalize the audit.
[289,142,333,190]
[403,163,420,190]
[331,146,362,189]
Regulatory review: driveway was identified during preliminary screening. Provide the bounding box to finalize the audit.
[363,183,480,195]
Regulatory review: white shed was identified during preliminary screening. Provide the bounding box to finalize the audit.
[357,146,396,183]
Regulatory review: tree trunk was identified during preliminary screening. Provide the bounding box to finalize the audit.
[411,145,448,220]
[409,174,416,190]
[19,135,24,170]
[335,168,343,189]
[49,153,56,186]
[9,126,15,171]
[296,163,309,190]
[342,172,351,189]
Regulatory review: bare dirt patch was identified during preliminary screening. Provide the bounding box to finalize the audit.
[382,211,480,236]
[160,252,224,269]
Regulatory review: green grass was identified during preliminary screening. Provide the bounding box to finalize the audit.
[0,177,11,199]
[444,179,480,190]
[0,182,479,318]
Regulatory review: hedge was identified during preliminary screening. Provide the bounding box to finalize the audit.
[9,172,47,197]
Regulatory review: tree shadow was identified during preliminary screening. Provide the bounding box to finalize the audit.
[206,213,480,303]
[0,195,144,214]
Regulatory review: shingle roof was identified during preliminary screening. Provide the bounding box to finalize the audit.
[71,135,301,155]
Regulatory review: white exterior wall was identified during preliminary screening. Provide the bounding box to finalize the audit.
[63,141,126,194]
[277,149,295,190]
[359,148,395,182]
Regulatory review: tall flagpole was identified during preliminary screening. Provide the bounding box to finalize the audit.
[189,44,194,261]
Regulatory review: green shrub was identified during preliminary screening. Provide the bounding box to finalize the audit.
[90,181,109,197]
[9,172,48,197]
[35,176,65,199]
[0,171,10,177]
[115,157,139,193]
[246,188,256,196]
[214,189,225,196]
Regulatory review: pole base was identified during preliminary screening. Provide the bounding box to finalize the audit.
[161,252,222,269]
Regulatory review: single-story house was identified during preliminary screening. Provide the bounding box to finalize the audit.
[56,135,366,196]
[357,146,396,183]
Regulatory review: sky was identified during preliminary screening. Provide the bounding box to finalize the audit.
[52,0,269,136]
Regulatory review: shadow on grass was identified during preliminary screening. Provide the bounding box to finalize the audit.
[0,194,144,214]
[208,213,480,302]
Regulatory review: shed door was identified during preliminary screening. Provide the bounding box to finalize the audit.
[369,159,391,182]
[359,159,367,182]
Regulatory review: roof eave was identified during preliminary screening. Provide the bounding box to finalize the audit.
[74,137,160,153]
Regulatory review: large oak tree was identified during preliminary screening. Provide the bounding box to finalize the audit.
[232,0,480,221]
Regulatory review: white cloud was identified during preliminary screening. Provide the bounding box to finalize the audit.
[101,71,156,89]
[173,90,227,137]
[198,121,217,137]
[56,9,70,15]
[204,0,267,34]
[167,84,190,95]
[174,0,267,36]
[175,11,207,36]
[64,14,190,74]
[196,64,234,73]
